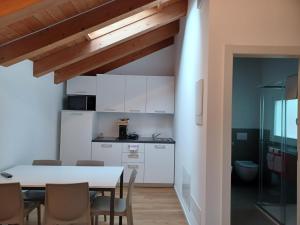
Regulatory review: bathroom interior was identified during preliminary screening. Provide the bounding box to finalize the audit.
[231,57,299,225]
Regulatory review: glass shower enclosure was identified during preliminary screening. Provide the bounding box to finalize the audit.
[258,84,298,225]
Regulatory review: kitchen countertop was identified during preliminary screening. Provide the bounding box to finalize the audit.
[92,137,175,144]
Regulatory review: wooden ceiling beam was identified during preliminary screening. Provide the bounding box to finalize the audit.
[0,0,70,29]
[84,37,174,75]
[87,7,159,40]
[34,0,187,77]
[0,0,162,66]
[54,21,179,84]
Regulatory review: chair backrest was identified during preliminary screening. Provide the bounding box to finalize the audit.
[44,182,91,225]
[76,160,104,167]
[126,169,137,208]
[32,160,62,166]
[0,183,24,225]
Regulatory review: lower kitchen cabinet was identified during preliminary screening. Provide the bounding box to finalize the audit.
[91,142,174,185]
[122,163,144,183]
[144,144,175,184]
[91,143,122,166]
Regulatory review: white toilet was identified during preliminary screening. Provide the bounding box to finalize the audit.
[234,160,258,182]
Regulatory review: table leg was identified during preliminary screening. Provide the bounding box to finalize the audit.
[110,189,115,225]
[119,171,124,225]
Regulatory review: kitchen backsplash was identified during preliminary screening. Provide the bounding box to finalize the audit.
[94,112,174,138]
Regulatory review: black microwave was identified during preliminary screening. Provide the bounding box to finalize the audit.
[67,96,96,111]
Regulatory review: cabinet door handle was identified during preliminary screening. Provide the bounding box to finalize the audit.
[129,109,141,113]
[129,150,138,153]
[104,109,116,112]
[154,145,166,149]
[154,110,166,113]
[101,144,112,148]
[74,91,88,94]
[128,153,139,159]
[70,112,83,116]
[128,165,139,169]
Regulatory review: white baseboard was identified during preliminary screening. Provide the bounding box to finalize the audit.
[174,186,200,225]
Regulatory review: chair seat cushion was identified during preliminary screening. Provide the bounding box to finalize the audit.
[23,190,97,203]
[23,190,45,202]
[91,196,127,215]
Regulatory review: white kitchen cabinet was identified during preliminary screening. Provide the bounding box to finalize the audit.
[92,142,122,166]
[122,143,145,183]
[122,143,145,153]
[122,152,144,163]
[60,111,95,165]
[144,143,174,184]
[122,163,144,183]
[96,75,125,112]
[125,76,147,113]
[146,76,175,114]
[67,76,97,95]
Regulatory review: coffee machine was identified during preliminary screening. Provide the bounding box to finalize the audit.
[116,118,129,140]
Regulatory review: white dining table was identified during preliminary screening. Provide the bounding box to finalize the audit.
[0,165,124,225]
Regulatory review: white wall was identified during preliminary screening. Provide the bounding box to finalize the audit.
[261,58,299,86]
[173,0,209,224]
[232,58,262,129]
[232,58,299,130]
[108,45,175,75]
[0,60,64,170]
[205,1,300,225]
[94,112,174,138]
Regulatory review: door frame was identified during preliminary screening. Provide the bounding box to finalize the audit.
[222,45,300,225]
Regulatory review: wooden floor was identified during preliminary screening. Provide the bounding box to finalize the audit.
[27,188,188,225]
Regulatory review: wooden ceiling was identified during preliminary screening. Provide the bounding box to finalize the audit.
[0,0,187,84]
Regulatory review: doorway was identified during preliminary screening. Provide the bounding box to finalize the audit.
[221,46,300,225]
[231,57,298,225]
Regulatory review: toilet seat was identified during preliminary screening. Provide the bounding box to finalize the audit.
[235,160,258,168]
[234,160,259,182]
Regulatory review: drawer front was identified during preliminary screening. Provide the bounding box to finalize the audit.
[122,163,144,183]
[91,142,122,166]
[122,152,144,163]
[122,143,145,153]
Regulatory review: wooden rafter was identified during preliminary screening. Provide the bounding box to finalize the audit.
[0,0,70,29]
[84,38,174,75]
[86,0,179,40]
[33,0,187,77]
[54,21,179,84]
[87,7,159,40]
[0,0,162,66]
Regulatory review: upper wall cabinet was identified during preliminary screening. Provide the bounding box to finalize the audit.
[125,76,147,113]
[146,76,175,114]
[96,75,125,112]
[67,76,97,95]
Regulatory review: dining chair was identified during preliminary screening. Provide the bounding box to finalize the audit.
[76,160,106,222]
[24,159,63,224]
[32,160,62,166]
[76,160,105,199]
[44,182,91,225]
[91,169,137,225]
[0,183,40,225]
[76,160,104,167]
[24,160,62,202]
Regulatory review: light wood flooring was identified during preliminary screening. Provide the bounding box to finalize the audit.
[27,188,188,225]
